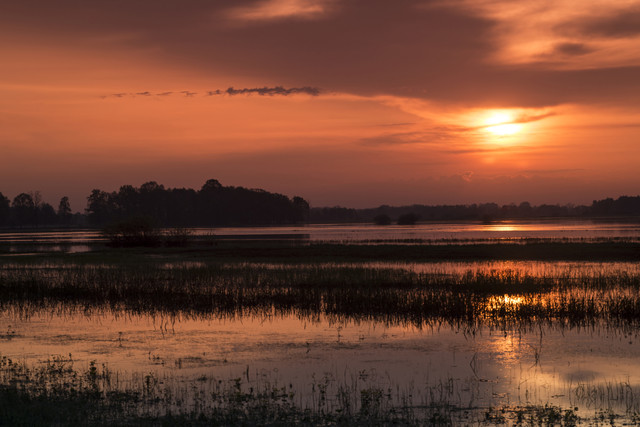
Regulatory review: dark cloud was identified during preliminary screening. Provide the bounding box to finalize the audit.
[3,1,640,107]
[553,42,593,56]
[566,9,640,38]
[102,86,321,99]
[224,86,321,96]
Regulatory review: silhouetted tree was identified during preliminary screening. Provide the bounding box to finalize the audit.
[309,207,359,222]
[292,196,310,223]
[12,193,35,227]
[58,196,72,225]
[86,189,116,226]
[39,203,57,226]
[82,179,309,227]
[0,192,9,226]
[518,201,533,217]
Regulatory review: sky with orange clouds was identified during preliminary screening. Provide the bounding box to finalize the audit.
[2,0,640,210]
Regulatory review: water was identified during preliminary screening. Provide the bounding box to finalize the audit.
[2,309,639,418]
[1,219,640,251]
[209,220,640,242]
[2,229,640,421]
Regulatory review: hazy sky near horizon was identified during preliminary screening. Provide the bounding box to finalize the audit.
[2,0,640,210]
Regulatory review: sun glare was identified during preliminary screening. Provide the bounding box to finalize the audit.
[484,112,522,136]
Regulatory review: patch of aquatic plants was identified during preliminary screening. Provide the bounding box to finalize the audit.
[0,354,471,425]
[2,262,640,329]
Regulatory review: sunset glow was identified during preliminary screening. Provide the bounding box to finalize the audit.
[1,1,639,209]
[484,112,523,136]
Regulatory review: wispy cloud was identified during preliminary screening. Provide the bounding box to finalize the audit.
[102,86,321,99]
[442,0,640,69]
[359,127,469,146]
[552,42,593,57]
[470,112,557,130]
[227,0,334,22]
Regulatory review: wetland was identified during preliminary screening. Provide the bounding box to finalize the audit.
[2,221,640,425]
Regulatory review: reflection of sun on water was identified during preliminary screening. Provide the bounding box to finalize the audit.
[501,295,524,305]
[487,224,518,232]
[487,294,525,308]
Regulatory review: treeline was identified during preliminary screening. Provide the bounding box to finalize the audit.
[2,184,639,229]
[309,196,640,223]
[86,179,309,226]
[0,179,310,228]
[0,192,78,228]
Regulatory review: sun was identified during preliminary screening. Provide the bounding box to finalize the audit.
[484,112,522,136]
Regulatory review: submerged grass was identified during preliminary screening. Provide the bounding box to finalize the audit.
[3,353,640,426]
[0,353,468,426]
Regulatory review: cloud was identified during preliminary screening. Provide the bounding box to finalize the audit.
[102,86,321,99]
[552,43,593,57]
[227,0,334,22]
[521,168,584,175]
[566,9,640,38]
[470,111,556,131]
[511,112,556,125]
[359,127,469,146]
[224,86,320,96]
[5,0,640,108]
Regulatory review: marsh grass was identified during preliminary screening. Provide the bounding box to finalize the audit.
[2,261,640,329]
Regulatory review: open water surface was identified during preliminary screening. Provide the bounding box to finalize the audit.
[2,219,640,252]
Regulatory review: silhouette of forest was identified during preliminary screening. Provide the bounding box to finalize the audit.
[0,180,309,228]
[0,180,639,228]
[310,196,640,223]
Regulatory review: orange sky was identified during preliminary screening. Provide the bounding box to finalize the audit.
[1,0,640,210]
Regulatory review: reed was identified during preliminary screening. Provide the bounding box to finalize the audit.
[2,261,640,330]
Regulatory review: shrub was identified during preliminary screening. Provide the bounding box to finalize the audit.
[397,213,420,225]
[103,216,161,247]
